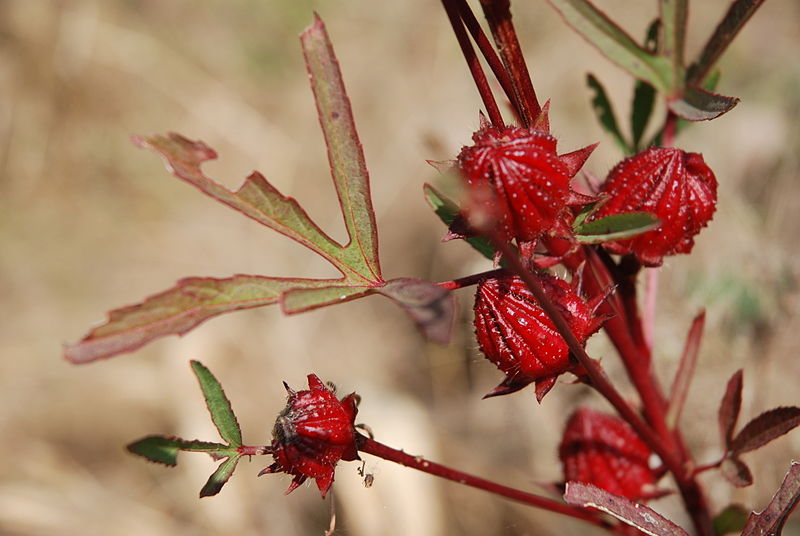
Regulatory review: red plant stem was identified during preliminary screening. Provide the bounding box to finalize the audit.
[358,436,614,530]
[237,445,271,456]
[453,0,521,121]
[478,0,540,126]
[441,0,505,128]
[662,110,678,148]
[438,267,507,291]
[493,237,714,536]
[642,267,659,352]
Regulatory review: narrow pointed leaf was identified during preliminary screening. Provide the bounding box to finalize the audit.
[564,482,690,536]
[586,74,630,153]
[575,212,661,243]
[200,455,241,498]
[281,284,374,314]
[729,406,800,456]
[547,0,672,92]
[667,311,705,427]
[719,369,744,448]
[631,81,656,151]
[688,0,767,85]
[377,278,455,345]
[300,15,382,281]
[132,134,353,275]
[127,435,229,466]
[668,86,739,121]
[659,0,688,78]
[721,457,754,488]
[191,360,242,447]
[65,275,342,364]
[714,504,749,535]
[742,462,800,536]
[423,183,495,260]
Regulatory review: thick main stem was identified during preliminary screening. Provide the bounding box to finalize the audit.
[494,237,714,536]
[358,436,614,530]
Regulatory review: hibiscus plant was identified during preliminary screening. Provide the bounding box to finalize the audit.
[67,1,799,535]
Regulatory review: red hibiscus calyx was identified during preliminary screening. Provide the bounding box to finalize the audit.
[473,273,606,401]
[559,407,657,500]
[260,374,360,498]
[456,120,596,244]
[591,147,718,267]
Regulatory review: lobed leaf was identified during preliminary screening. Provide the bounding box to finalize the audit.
[575,212,660,243]
[742,462,800,536]
[281,284,374,314]
[729,406,800,456]
[191,361,242,447]
[547,0,672,92]
[423,183,495,260]
[127,435,230,466]
[300,14,382,281]
[720,457,754,488]
[564,482,690,536]
[200,455,241,498]
[65,275,342,364]
[586,74,630,153]
[659,0,688,79]
[666,310,705,428]
[719,369,744,448]
[631,81,656,151]
[668,86,739,122]
[377,278,455,345]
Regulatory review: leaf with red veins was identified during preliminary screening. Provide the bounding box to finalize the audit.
[65,276,348,364]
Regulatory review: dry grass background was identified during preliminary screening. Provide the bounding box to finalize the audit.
[1,0,799,535]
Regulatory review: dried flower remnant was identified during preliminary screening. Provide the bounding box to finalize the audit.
[260,374,359,497]
[474,274,605,401]
[592,147,717,266]
[457,123,587,242]
[560,407,656,500]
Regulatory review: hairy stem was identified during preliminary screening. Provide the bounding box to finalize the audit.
[438,267,507,291]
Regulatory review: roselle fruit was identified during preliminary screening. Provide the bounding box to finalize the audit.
[457,124,582,242]
[559,407,655,500]
[592,147,717,266]
[260,374,360,497]
[473,273,604,401]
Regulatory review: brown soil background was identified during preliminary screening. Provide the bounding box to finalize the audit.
[1,1,799,535]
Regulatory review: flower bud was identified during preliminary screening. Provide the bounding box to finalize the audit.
[559,407,655,499]
[457,125,572,242]
[260,374,359,498]
[593,147,717,266]
[473,274,603,401]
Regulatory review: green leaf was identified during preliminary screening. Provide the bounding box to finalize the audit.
[190,361,242,447]
[688,0,767,86]
[65,275,343,364]
[659,0,688,81]
[575,212,661,244]
[377,278,455,345]
[200,455,241,498]
[127,436,230,466]
[423,183,495,260]
[631,81,656,152]
[300,14,382,282]
[713,504,749,535]
[281,284,374,314]
[586,74,630,153]
[546,0,672,92]
[668,85,739,121]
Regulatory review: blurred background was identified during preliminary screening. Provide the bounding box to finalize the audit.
[1,0,799,534]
